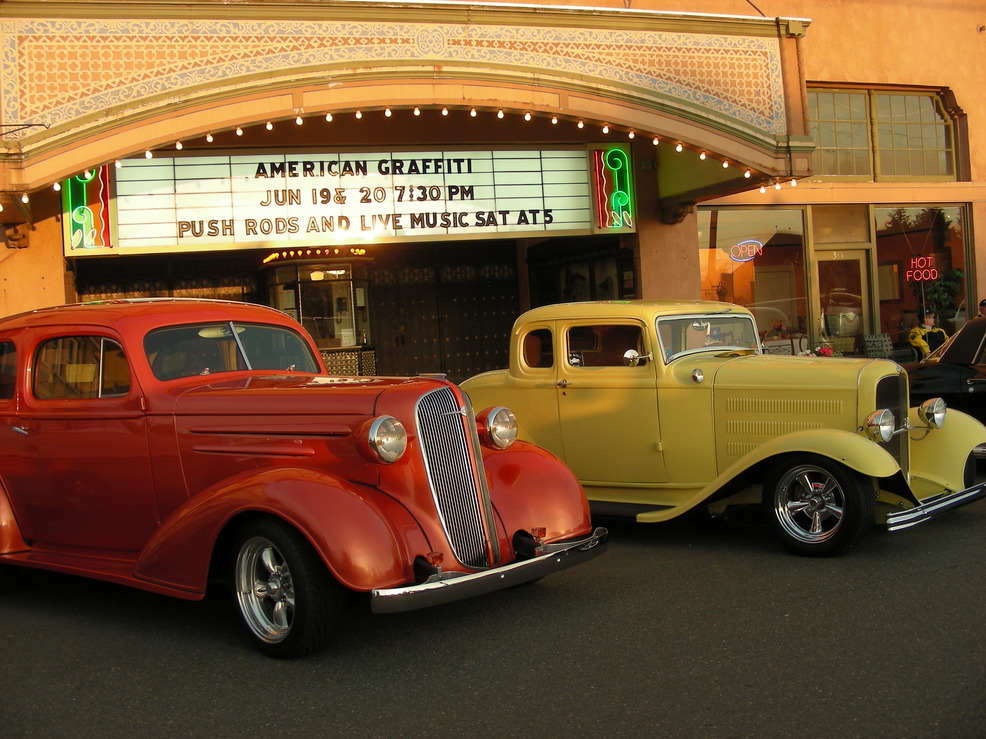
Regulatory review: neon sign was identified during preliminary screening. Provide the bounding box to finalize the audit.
[62,166,112,251]
[593,147,634,229]
[906,255,939,282]
[729,239,764,263]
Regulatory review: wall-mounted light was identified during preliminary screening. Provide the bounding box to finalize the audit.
[175,141,183,150]
[699,152,707,160]
[721,160,729,168]
[354,110,362,119]
[551,115,558,125]
[384,107,392,117]
[413,107,420,116]
[497,109,504,119]
[577,120,584,129]
[325,112,333,122]
[524,111,532,121]
[206,133,214,142]
[441,106,448,116]
[774,182,782,190]
[790,179,798,187]
[145,150,153,158]
[628,131,635,139]
[21,193,29,203]
[652,137,659,145]
[601,124,609,134]
[115,160,122,168]
[470,108,477,117]
[675,143,683,152]
[265,121,273,130]
[759,185,767,194]
[744,170,752,178]
[235,127,243,136]
[295,115,303,125]
[53,182,61,192]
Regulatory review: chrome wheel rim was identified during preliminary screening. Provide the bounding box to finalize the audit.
[773,464,846,544]
[235,536,296,644]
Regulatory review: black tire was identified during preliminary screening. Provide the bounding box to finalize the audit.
[763,454,874,556]
[232,518,347,659]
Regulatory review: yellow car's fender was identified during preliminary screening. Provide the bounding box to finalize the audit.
[721,427,901,481]
[907,407,986,495]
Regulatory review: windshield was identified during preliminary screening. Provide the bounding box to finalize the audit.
[144,321,321,380]
[656,314,761,363]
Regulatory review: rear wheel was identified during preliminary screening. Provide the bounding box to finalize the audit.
[232,518,347,659]
[764,455,874,556]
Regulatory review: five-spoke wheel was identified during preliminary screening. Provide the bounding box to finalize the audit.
[764,455,874,556]
[233,518,345,658]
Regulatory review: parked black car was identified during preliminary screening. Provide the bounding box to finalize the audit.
[905,316,986,424]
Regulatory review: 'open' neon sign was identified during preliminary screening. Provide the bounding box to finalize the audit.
[729,239,764,262]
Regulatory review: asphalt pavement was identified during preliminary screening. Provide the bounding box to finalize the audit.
[2,487,984,738]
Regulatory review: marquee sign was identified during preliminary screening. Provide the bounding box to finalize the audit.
[64,146,635,256]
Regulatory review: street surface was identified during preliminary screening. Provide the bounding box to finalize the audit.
[2,486,984,738]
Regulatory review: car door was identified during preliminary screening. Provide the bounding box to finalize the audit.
[555,321,667,485]
[3,332,158,553]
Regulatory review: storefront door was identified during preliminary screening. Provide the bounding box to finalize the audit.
[814,250,870,354]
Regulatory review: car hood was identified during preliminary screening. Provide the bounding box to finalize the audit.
[707,353,894,390]
[166,373,440,417]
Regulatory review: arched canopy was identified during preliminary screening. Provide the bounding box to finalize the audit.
[0,0,813,221]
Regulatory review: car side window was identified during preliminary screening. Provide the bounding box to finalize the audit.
[0,341,16,399]
[34,336,131,400]
[566,324,646,368]
[522,328,553,368]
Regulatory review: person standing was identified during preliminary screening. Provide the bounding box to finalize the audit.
[977,299,986,317]
[909,311,949,358]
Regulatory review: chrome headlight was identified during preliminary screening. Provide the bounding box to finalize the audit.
[865,409,895,443]
[477,406,518,449]
[918,397,947,429]
[364,415,407,463]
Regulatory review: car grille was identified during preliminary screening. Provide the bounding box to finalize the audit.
[876,373,908,470]
[415,386,492,569]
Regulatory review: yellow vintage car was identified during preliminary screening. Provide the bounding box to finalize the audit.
[461,300,986,555]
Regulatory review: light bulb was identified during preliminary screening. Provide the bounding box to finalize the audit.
[524,111,532,121]
[296,115,303,125]
[722,160,729,168]
[325,113,333,122]
[744,170,752,178]
[602,124,609,134]
[235,127,243,136]
[384,107,392,117]
[355,110,362,119]
[53,182,61,192]
[441,107,448,116]
[699,152,706,160]
[774,182,782,190]
[759,186,767,194]
[577,120,584,129]
[497,109,504,119]
[675,143,683,152]
[115,160,122,168]
[21,193,29,203]
[628,131,635,139]
[206,133,214,142]
[790,179,798,187]
[413,107,420,116]
[175,141,183,150]
[265,121,273,130]
[652,137,659,145]
[145,150,153,159]
[470,108,477,117]
[551,115,558,125]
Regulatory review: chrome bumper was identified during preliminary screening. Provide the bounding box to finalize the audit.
[885,481,986,532]
[370,527,608,614]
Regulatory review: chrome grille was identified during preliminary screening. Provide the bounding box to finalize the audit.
[416,386,490,568]
[876,373,909,470]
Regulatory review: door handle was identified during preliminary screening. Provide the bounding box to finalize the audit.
[556,379,569,389]
[12,426,29,436]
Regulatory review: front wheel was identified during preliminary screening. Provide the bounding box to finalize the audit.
[232,518,347,659]
[764,455,874,556]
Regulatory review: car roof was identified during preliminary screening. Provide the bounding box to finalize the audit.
[515,299,754,325]
[0,298,293,333]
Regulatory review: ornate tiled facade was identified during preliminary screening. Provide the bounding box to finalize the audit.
[0,16,787,140]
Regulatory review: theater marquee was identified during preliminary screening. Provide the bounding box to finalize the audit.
[63,146,635,256]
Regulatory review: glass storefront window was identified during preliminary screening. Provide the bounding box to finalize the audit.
[697,208,808,343]
[874,206,966,342]
[264,263,371,349]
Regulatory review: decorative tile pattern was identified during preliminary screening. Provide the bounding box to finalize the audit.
[0,17,786,139]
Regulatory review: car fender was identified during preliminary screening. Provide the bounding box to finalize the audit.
[135,467,416,595]
[482,440,592,543]
[907,407,986,495]
[0,481,29,555]
[723,428,902,481]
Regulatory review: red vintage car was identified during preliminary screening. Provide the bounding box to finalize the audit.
[0,299,606,658]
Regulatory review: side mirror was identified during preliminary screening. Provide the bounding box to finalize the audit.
[622,349,652,367]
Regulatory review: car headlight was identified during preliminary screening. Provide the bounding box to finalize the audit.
[363,415,407,463]
[864,408,895,443]
[918,397,947,429]
[476,406,518,449]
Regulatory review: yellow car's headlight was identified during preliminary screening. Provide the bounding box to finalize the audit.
[865,409,895,443]
[918,397,947,429]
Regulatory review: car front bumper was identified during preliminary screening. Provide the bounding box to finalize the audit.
[370,527,608,614]
[885,480,986,531]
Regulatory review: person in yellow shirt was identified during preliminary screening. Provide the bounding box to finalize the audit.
[908,311,948,358]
